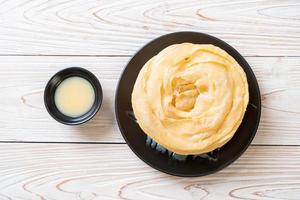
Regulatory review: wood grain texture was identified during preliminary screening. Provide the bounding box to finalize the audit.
[0,0,298,198]
[0,144,299,200]
[0,56,299,145]
[0,0,299,56]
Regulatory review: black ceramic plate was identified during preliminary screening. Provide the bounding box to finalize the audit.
[115,32,261,177]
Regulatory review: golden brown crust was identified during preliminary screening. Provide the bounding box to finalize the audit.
[132,43,249,155]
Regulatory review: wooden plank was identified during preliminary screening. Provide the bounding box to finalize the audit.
[0,56,299,145]
[0,56,124,143]
[0,144,299,199]
[0,0,299,56]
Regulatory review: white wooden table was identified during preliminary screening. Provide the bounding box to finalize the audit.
[0,0,299,199]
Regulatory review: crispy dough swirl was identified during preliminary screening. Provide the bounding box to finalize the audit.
[132,43,249,155]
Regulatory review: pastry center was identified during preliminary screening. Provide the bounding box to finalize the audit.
[172,81,208,112]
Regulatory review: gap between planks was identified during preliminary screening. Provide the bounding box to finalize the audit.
[0,54,299,58]
[0,141,299,147]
